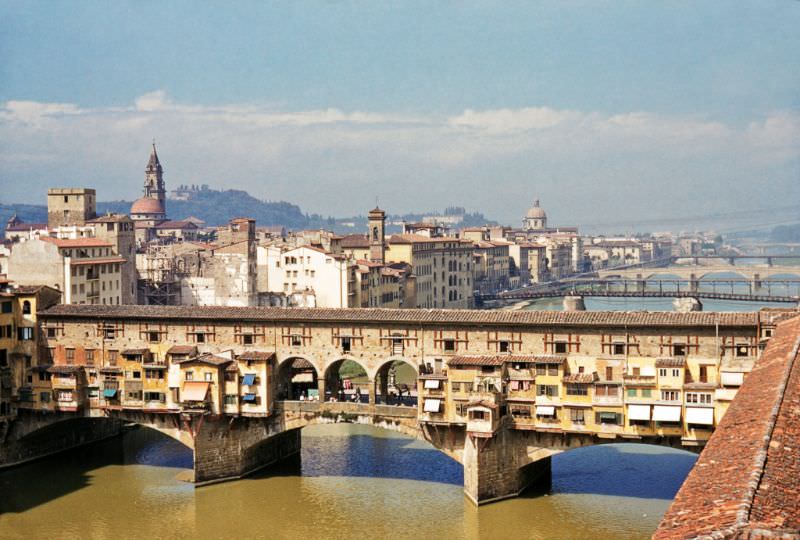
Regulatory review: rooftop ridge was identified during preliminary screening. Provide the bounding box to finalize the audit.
[38,304,761,327]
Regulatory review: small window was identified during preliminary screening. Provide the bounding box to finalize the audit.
[195,333,206,344]
[22,300,31,314]
[204,372,212,382]
[605,366,614,380]
[499,341,510,353]
[291,335,302,347]
[341,337,352,353]
[46,327,58,338]
[554,342,567,354]
[659,368,667,377]
[443,339,456,352]
[672,344,687,357]
[632,366,640,376]
[85,350,94,365]
[613,343,625,356]
[242,334,254,345]
[185,371,194,381]
[148,331,160,343]
[735,345,749,357]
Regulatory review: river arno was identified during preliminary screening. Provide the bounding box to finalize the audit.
[0,424,695,540]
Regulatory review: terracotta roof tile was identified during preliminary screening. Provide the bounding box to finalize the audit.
[655,357,686,367]
[40,237,112,248]
[563,373,598,384]
[654,315,800,539]
[237,351,275,362]
[38,305,761,329]
[167,345,197,355]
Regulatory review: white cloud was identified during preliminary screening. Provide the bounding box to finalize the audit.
[0,91,797,225]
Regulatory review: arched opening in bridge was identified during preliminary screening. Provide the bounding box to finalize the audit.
[373,359,418,406]
[697,271,750,294]
[762,273,800,297]
[324,359,369,403]
[546,442,698,501]
[276,357,319,401]
[642,273,683,292]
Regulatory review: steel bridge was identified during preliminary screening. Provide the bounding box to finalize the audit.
[485,277,800,303]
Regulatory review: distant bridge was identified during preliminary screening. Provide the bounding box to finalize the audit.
[486,277,800,304]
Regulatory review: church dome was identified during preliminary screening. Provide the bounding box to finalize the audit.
[131,197,165,216]
[525,199,546,219]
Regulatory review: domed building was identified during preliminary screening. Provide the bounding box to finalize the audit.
[131,143,168,244]
[523,199,547,231]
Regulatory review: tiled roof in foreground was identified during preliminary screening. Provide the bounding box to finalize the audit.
[654,315,800,539]
[38,304,760,328]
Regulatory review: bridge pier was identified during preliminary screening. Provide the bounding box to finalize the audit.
[689,273,699,293]
[752,273,762,290]
[563,295,586,311]
[463,426,552,505]
[193,416,300,485]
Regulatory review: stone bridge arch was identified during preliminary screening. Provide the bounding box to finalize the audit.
[322,356,371,402]
[0,412,194,470]
[275,355,321,401]
[373,356,419,405]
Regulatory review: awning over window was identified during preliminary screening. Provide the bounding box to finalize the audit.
[685,407,714,425]
[721,372,744,387]
[628,404,651,421]
[242,373,256,386]
[423,398,441,413]
[535,405,555,416]
[641,366,656,377]
[653,405,681,422]
[424,379,440,389]
[292,372,314,384]
[182,381,209,401]
[242,393,257,403]
[103,388,117,398]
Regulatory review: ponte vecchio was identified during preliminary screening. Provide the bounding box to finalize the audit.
[3,304,794,507]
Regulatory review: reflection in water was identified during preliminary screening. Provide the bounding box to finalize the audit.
[0,424,695,540]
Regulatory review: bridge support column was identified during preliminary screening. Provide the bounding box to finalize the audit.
[563,295,586,311]
[462,426,552,505]
[689,273,699,293]
[193,416,299,485]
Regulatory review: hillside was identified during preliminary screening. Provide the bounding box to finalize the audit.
[98,188,312,228]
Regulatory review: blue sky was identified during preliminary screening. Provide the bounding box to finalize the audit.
[1,1,798,227]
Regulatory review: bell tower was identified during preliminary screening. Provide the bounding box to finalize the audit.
[368,207,386,264]
[144,142,166,208]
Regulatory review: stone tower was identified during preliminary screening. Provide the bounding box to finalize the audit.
[368,207,386,264]
[143,143,166,206]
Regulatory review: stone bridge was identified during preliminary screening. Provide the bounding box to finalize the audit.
[2,397,698,506]
[3,305,797,513]
[597,264,800,283]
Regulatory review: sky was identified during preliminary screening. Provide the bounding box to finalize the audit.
[1,1,798,227]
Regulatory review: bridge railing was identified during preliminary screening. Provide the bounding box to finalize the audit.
[275,400,418,418]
